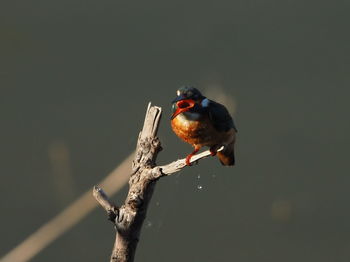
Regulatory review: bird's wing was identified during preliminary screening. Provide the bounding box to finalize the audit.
[206,99,237,132]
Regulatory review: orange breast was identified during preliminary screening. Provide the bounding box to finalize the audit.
[171,114,218,147]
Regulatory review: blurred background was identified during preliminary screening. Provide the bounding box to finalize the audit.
[1,0,350,261]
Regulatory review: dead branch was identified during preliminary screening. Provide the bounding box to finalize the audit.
[93,102,221,262]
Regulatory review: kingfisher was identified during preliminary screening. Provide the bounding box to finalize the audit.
[171,86,237,166]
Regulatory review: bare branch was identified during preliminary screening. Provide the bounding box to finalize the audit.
[155,146,224,177]
[93,103,221,262]
[93,186,118,222]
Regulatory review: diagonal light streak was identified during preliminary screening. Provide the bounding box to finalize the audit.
[0,153,134,262]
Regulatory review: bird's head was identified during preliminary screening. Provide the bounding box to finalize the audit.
[171,86,205,120]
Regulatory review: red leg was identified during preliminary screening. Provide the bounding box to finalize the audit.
[209,145,219,156]
[185,147,200,166]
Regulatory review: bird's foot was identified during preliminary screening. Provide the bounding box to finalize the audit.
[209,150,217,156]
[185,154,193,166]
[209,145,219,156]
[185,147,200,166]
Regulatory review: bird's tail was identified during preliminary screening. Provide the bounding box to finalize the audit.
[217,142,235,166]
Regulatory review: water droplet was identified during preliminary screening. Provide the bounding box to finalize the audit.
[197,174,201,179]
[197,185,203,190]
[156,201,160,206]
[211,174,216,178]
[145,220,152,228]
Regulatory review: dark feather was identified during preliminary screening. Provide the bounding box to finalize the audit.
[217,141,235,166]
[206,100,237,132]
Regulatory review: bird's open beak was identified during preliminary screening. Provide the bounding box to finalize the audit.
[171,99,195,120]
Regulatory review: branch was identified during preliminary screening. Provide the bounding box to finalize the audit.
[156,146,224,177]
[93,103,221,262]
[93,186,118,222]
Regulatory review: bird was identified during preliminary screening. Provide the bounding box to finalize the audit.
[170,86,237,166]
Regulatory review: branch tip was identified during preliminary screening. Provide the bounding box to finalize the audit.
[93,185,119,219]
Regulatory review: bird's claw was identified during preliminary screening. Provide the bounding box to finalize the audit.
[210,145,221,156]
[185,155,193,166]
